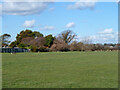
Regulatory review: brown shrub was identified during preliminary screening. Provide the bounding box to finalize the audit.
[50,39,69,51]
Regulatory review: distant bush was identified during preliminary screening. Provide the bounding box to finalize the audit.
[18,43,26,49]
[50,39,70,52]
[9,41,17,48]
[31,46,37,52]
[70,41,85,51]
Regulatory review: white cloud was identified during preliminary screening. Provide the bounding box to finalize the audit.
[2,2,51,15]
[90,29,118,43]
[66,22,75,28]
[40,26,55,30]
[117,0,120,3]
[68,0,97,10]
[98,28,113,34]
[23,20,35,28]
[77,28,118,43]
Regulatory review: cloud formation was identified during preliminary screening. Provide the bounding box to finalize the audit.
[77,28,118,43]
[66,22,75,28]
[68,0,97,10]
[2,2,51,15]
[23,20,35,28]
[98,28,113,34]
[40,26,55,30]
[90,29,118,43]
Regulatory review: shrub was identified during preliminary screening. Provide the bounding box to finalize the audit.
[9,41,17,48]
[50,39,70,51]
[70,41,80,51]
[31,46,37,52]
[18,43,26,49]
[38,47,49,52]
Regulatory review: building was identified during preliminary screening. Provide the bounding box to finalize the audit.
[0,47,29,53]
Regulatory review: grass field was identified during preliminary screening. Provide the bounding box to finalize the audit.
[2,51,118,88]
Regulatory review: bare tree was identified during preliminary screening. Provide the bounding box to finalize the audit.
[58,30,76,44]
[50,39,69,51]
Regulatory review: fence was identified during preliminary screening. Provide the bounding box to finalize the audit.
[0,48,29,53]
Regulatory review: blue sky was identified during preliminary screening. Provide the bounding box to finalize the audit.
[1,2,118,43]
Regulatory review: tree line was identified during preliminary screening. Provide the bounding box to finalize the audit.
[0,29,119,52]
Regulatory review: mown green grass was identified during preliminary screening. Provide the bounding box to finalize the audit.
[2,51,118,88]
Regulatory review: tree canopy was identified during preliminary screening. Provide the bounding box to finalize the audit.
[44,35,54,47]
[1,34,11,47]
[16,29,43,45]
[58,30,76,44]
